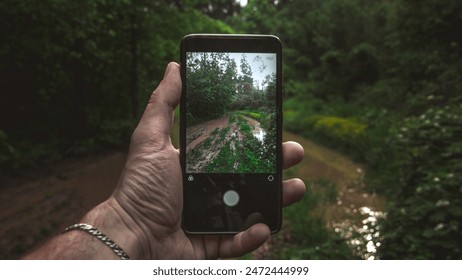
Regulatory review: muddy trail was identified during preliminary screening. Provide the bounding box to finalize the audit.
[0,152,127,259]
[185,114,233,173]
[0,131,384,259]
[186,113,268,173]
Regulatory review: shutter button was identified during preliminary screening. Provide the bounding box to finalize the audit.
[223,190,239,207]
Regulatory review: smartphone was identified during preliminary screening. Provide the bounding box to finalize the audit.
[180,34,282,234]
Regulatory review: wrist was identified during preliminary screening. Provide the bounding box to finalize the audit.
[79,197,150,259]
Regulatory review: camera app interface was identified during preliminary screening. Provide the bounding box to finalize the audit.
[183,50,280,232]
[185,52,277,175]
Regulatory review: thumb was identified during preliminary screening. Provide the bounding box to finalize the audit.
[218,223,270,258]
[147,62,181,114]
[132,62,181,147]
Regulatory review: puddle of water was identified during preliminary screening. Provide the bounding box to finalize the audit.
[333,206,386,260]
[327,168,387,260]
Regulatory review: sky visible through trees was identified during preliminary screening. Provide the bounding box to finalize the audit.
[227,52,276,89]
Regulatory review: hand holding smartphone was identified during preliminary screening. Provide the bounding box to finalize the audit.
[180,34,282,234]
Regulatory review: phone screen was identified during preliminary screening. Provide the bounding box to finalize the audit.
[180,35,282,234]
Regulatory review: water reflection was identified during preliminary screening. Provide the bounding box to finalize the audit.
[333,206,386,260]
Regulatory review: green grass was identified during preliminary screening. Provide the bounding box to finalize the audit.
[238,109,264,122]
[237,116,252,135]
[202,136,213,148]
[207,141,235,172]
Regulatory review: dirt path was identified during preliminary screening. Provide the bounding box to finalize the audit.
[0,152,127,259]
[186,113,265,173]
[186,115,230,151]
[0,130,384,259]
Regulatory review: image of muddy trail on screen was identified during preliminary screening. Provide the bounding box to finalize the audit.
[186,52,277,173]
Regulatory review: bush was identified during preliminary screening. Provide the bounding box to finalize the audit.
[378,104,462,259]
[313,116,366,143]
[284,94,368,158]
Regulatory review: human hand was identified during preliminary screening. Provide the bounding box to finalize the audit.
[110,62,306,259]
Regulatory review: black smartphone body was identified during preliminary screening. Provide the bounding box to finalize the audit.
[180,34,282,234]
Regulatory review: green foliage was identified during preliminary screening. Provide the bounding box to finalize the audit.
[239,0,462,259]
[284,94,368,160]
[186,52,236,124]
[205,113,275,173]
[237,110,263,122]
[313,116,366,142]
[185,52,276,126]
[207,142,235,172]
[238,123,251,137]
[0,0,235,174]
[378,104,462,259]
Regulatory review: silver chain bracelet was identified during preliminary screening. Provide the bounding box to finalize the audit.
[64,223,130,260]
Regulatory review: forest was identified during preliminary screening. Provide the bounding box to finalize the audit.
[1,0,461,259]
